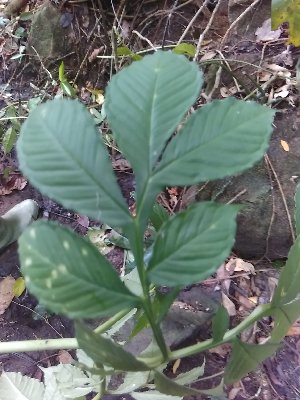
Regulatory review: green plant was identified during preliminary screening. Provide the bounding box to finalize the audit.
[2,50,299,398]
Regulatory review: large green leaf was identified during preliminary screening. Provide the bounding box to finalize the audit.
[224,340,279,384]
[272,236,300,306]
[19,221,139,318]
[295,184,300,236]
[225,236,300,384]
[17,99,131,228]
[154,371,225,398]
[153,98,275,186]
[224,303,300,385]
[105,50,203,190]
[271,297,300,341]
[75,322,149,372]
[270,237,300,340]
[147,202,239,286]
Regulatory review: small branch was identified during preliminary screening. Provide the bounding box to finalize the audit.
[193,0,223,61]
[220,0,261,48]
[177,0,210,45]
[0,338,78,353]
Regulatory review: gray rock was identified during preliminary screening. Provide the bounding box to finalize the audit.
[227,0,271,42]
[27,1,74,62]
[187,109,300,259]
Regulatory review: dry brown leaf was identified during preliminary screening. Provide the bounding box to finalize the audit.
[257,70,272,82]
[228,387,241,400]
[0,175,27,195]
[57,350,74,364]
[248,296,258,305]
[222,292,236,316]
[88,48,102,63]
[264,63,291,78]
[255,19,281,42]
[280,139,289,152]
[121,20,131,39]
[200,50,216,61]
[172,359,181,374]
[234,258,256,275]
[236,293,256,310]
[286,319,300,336]
[0,276,15,314]
[208,343,231,357]
[217,262,231,292]
[220,86,238,98]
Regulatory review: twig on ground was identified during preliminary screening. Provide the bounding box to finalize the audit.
[132,30,157,51]
[193,0,223,61]
[220,0,261,48]
[177,0,210,45]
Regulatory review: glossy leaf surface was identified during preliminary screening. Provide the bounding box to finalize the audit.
[148,202,239,286]
[105,51,203,187]
[19,221,139,318]
[17,99,131,228]
[154,98,275,185]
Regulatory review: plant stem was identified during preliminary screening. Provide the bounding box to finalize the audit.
[131,217,169,360]
[0,309,131,354]
[0,338,78,353]
[138,303,273,366]
[94,309,131,334]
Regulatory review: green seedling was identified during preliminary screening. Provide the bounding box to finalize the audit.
[1,51,299,399]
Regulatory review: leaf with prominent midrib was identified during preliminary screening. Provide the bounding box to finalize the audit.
[19,221,139,318]
[225,236,300,384]
[154,371,225,398]
[17,99,132,228]
[105,50,203,200]
[76,322,149,372]
[153,98,275,186]
[148,202,239,286]
[272,236,300,306]
[224,340,279,384]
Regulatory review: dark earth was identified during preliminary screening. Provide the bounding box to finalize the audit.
[1,0,300,399]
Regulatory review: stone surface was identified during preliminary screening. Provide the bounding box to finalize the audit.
[227,0,272,42]
[27,1,73,62]
[192,109,300,259]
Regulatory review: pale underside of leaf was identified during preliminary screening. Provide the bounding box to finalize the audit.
[75,322,149,372]
[0,371,45,400]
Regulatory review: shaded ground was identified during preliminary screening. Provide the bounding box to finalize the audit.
[1,0,300,399]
